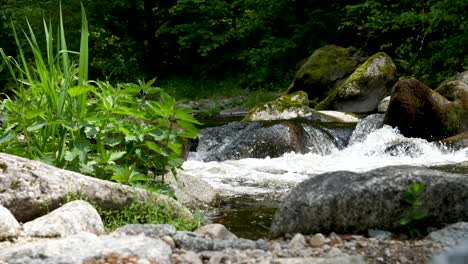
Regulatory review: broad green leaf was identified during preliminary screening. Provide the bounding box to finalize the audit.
[26,122,47,132]
[68,86,93,97]
[109,151,127,162]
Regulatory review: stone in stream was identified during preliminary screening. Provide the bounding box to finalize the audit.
[23,200,104,237]
[270,165,468,237]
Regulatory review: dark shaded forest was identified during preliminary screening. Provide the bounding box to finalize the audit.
[1,0,467,91]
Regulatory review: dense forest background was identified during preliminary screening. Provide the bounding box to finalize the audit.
[1,0,467,93]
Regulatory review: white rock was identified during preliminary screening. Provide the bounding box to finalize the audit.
[317,111,360,123]
[0,205,21,240]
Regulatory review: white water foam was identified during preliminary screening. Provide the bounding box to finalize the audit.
[183,125,468,196]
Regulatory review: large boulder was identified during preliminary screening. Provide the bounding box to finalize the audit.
[315,52,396,113]
[270,166,468,238]
[0,153,192,222]
[192,120,355,162]
[435,80,468,131]
[287,45,367,105]
[384,79,462,141]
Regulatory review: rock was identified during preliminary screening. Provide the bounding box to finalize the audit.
[432,239,468,264]
[23,200,103,237]
[113,224,177,238]
[173,231,268,252]
[0,232,172,264]
[270,165,468,237]
[456,71,468,85]
[348,114,384,145]
[384,79,462,141]
[0,152,192,222]
[244,91,336,122]
[309,234,326,248]
[199,248,272,264]
[315,52,396,113]
[194,224,238,240]
[0,205,21,241]
[378,96,391,113]
[287,45,367,106]
[271,256,366,264]
[193,120,352,161]
[172,250,203,264]
[167,172,220,207]
[428,222,468,247]
[440,132,468,150]
[317,111,360,123]
[289,233,307,252]
[368,230,392,240]
[435,80,468,131]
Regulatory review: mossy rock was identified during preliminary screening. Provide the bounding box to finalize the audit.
[435,80,468,131]
[384,79,462,141]
[243,91,335,122]
[287,45,367,105]
[315,52,396,113]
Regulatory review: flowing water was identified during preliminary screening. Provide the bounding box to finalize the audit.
[184,118,468,238]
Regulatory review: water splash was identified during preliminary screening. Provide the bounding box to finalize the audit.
[184,125,467,196]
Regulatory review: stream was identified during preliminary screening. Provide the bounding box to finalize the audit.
[183,117,468,239]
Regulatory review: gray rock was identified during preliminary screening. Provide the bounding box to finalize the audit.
[428,222,468,247]
[270,165,468,237]
[348,114,384,145]
[113,224,177,238]
[173,231,269,252]
[315,52,396,113]
[194,120,346,162]
[456,71,468,85]
[23,200,103,237]
[167,172,220,207]
[199,248,272,264]
[0,232,172,264]
[368,230,392,240]
[0,152,192,222]
[377,96,391,113]
[194,224,238,240]
[0,205,21,241]
[172,250,203,264]
[432,239,468,264]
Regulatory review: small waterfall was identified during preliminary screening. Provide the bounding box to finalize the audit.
[301,124,337,155]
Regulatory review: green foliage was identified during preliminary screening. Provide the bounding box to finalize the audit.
[399,182,429,238]
[0,5,200,194]
[340,0,468,86]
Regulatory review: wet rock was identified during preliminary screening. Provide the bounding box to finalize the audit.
[440,132,468,150]
[194,120,346,161]
[383,140,424,158]
[287,45,367,106]
[428,222,468,247]
[0,152,192,223]
[315,52,396,113]
[384,79,463,141]
[0,205,21,241]
[113,224,177,238]
[173,231,268,252]
[194,224,238,240]
[0,232,172,264]
[348,114,384,145]
[270,165,468,237]
[23,200,103,237]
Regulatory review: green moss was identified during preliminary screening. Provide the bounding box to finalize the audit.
[315,52,395,111]
[243,91,309,121]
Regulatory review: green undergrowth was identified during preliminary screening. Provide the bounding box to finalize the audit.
[66,194,203,232]
[0,5,200,196]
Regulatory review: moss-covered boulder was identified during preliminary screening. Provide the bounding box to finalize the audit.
[287,45,367,105]
[440,132,468,150]
[384,79,462,141]
[315,52,396,113]
[435,80,468,131]
[243,91,336,122]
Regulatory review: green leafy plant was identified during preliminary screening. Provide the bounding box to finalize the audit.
[0,5,200,195]
[399,182,429,238]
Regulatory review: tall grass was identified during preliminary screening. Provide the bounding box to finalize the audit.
[0,5,200,193]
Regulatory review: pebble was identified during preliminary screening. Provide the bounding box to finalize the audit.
[308,233,326,248]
